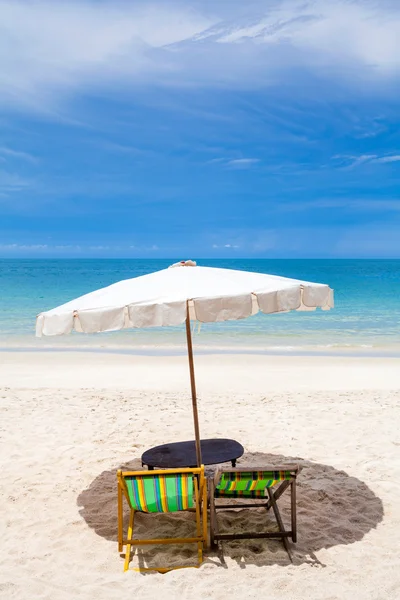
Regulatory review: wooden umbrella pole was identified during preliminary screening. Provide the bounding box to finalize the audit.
[185,302,202,467]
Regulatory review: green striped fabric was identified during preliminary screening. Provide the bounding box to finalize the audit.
[124,473,194,513]
[215,470,292,498]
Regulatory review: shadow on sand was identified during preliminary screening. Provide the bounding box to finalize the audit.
[77,452,383,570]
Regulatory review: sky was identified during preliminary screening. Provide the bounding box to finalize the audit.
[1,0,400,259]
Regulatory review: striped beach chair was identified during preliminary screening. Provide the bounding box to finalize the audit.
[117,466,207,572]
[209,465,300,560]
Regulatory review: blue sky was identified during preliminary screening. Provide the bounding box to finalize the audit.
[1,0,400,258]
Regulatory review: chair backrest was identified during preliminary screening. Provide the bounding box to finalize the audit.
[118,467,204,513]
[216,466,299,493]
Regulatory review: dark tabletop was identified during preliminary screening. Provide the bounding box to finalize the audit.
[141,438,244,469]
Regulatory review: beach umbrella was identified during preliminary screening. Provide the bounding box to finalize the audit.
[36,261,334,466]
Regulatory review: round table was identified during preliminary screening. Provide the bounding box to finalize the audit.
[141,438,244,469]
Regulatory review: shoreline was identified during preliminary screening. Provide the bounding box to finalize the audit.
[1,344,400,358]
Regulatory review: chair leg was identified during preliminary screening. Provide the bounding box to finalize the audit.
[118,483,123,553]
[209,479,218,549]
[194,477,203,565]
[291,480,297,543]
[267,487,292,563]
[202,477,208,551]
[124,509,135,572]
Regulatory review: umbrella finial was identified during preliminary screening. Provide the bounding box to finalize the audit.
[169,260,197,268]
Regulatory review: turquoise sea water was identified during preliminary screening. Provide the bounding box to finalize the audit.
[1,259,400,355]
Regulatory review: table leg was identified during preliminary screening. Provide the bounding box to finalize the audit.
[232,459,236,467]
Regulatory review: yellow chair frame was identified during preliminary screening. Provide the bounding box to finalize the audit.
[117,466,208,572]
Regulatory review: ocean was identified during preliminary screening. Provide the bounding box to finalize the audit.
[1,258,400,355]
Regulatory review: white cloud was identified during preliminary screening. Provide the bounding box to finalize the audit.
[332,153,400,168]
[227,158,260,168]
[54,245,82,251]
[207,157,260,168]
[0,0,213,110]
[0,170,30,193]
[0,243,160,254]
[207,157,226,164]
[279,199,400,212]
[1,1,400,112]
[350,155,377,168]
[375,155,400,163]
[332,154,376,169]
[0,244,49,250]
[0,146,36,163]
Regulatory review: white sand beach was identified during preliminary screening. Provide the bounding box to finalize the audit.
[1,351,399,600]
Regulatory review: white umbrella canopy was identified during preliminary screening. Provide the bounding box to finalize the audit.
[36,261,334,465]
[36,261,333,336]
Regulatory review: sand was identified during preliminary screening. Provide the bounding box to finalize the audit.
[0,351,399,600]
